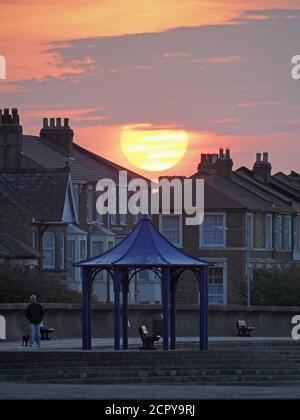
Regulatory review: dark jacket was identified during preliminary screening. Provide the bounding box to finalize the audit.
[26,303,44,325]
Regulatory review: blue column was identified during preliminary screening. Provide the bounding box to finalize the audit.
[113,268,121,351]
[199,267,208,350]
[170,277,177,350]
[82,267,92,350]
[122,270,129,350]
[162,267,170,351]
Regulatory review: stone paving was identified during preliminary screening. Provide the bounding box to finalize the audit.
[0,336,295,351]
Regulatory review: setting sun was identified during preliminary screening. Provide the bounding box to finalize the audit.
[121,125,189,172]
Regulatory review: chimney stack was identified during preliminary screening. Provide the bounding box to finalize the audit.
[263,152,268,163]
[215,147,233,179]
[40,117,74,157]
[0,108,22,170]
[197,152,218,174]
[253,151,271,184]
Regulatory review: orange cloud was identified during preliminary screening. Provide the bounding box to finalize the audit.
[1,1,298,81]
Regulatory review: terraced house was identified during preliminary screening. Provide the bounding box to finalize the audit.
[0,108,161,304]
[1,108,300,306]
[159,149,300,306]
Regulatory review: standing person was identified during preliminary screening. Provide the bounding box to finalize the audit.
[25,295,44,348]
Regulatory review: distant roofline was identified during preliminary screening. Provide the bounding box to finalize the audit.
[22,134,150,183]
[73,143,151,182]
[0,167,69,174]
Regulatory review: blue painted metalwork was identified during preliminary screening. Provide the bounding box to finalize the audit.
[76,215,212,351]
[113,268,121,350]
[161,267,170,351]
[82,267,91,350]
[199,267,209,350]
[170,277,177,350]
[75,215,210,268]
[122,270,129,350]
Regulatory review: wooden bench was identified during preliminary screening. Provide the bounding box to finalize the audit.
[138,325,160,350]
[40,327,54,340]
[236,320,255,337]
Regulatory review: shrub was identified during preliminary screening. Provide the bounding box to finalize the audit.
[252,266,300,306]
[0,263,82,303]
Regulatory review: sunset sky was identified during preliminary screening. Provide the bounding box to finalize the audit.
[1,1,300,177]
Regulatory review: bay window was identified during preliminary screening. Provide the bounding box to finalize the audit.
[265,214,272,249]
[274,216,282,250]
[43,232,55,269]
[283,215,292,250]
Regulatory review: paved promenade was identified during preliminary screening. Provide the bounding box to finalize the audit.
[1,337,299,400]
[0,336,295,351]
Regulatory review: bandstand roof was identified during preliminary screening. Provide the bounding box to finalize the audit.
[75,215,211,268]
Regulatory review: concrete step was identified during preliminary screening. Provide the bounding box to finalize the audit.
[1,365,299,374]
[10,374,300,386]
[1,347,299,386]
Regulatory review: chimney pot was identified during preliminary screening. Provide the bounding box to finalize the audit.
[3,108,11,123]
[219,148,224,159]
[64,118,69,128]
[256,153,261,162]
[263,152,268,163]
[225,148,230,159]
[56,117,62,127]
[11,108,19,124]
[43,118,48,128]
[50,118,55,127]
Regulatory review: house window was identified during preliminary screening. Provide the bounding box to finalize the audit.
[295,217,300,252]
[95,189,103,224]
[161,215,181,247]
[208,267,224,304]
[120,213,127,226]
[43,232,55,269]
[245,214,253,249]
[201,214,225,247]
[108,240,114,250]
[275,216,282,250]
[110,213,117,225]
[133,198,141,225]
[87,187,94,224]
[60,234,65,269]
[109,187,117,225]
[283,216,292,250]
[66,240,75,281]
[133,213,141,225]
[80,240,86,260]
[265,214,272,249]
[92,241,104,257]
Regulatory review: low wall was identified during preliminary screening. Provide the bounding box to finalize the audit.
[0,303,299,341]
